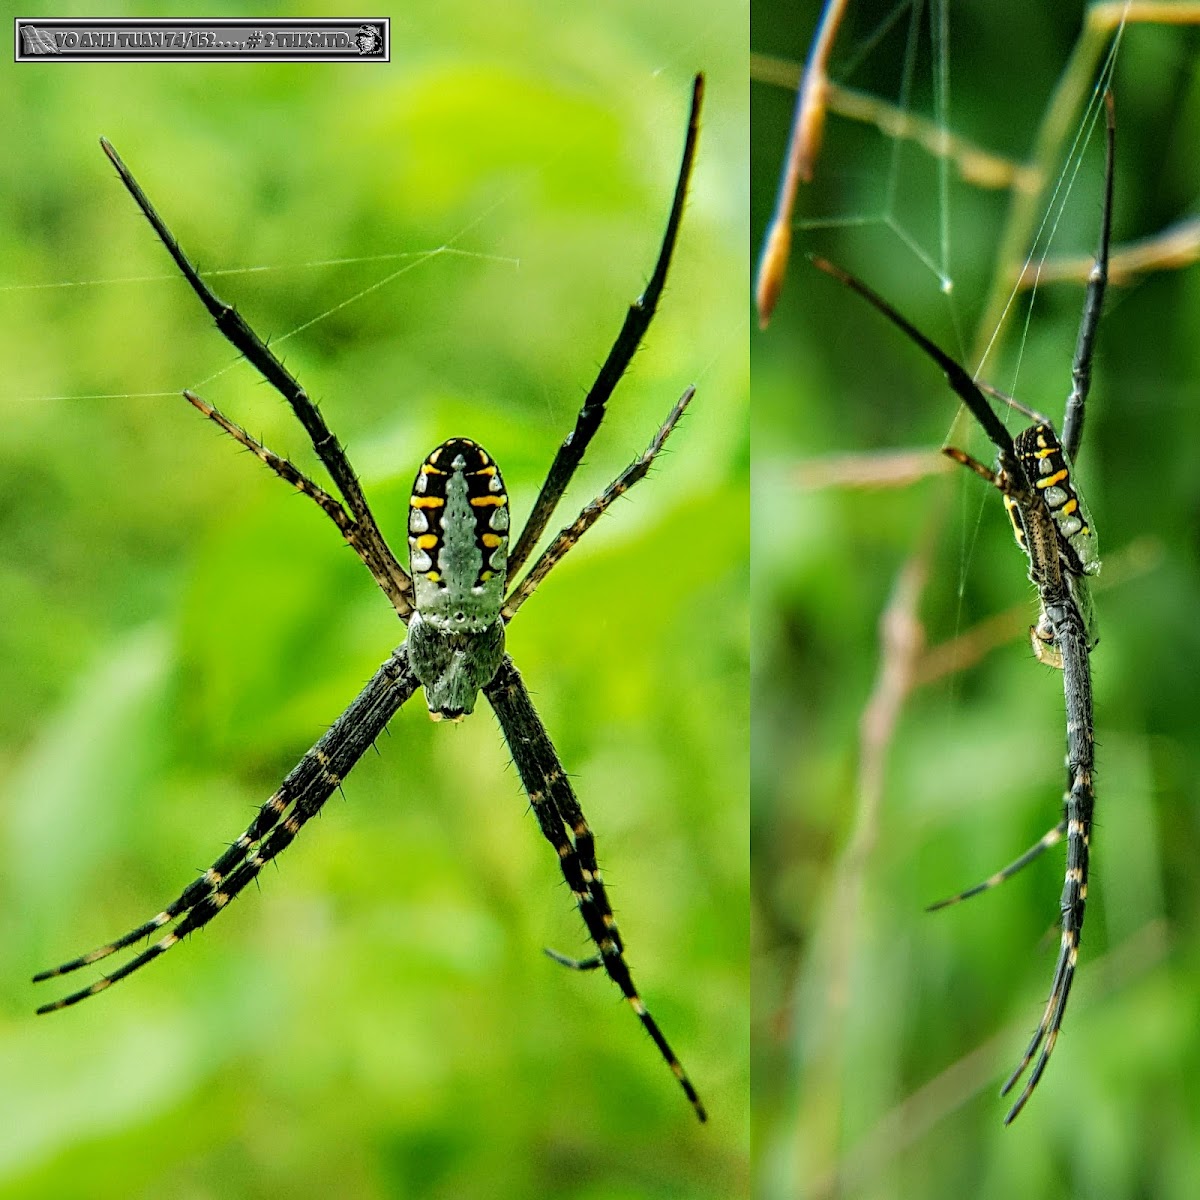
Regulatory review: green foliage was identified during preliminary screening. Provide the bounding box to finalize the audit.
[754,3,1200,1196]
[0,3,747,1196]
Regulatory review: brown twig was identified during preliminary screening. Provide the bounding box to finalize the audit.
[794,547,931,1190]
[752,54,1038,194]
[794,447,953,490]
[1018,217,1200,287]
[755,0,849,328]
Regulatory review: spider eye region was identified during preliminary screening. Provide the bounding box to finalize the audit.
[409,437,509,631]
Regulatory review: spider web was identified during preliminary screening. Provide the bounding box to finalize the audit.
[771,0,1129,370]
[0,62,720,417]
[0,243,521,404]
[777,1,958,296]
[761,0,1134,612]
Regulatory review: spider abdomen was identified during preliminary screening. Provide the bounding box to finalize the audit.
[409,438,509,628]
[1014,423,1099,577]
[407,438,509,719]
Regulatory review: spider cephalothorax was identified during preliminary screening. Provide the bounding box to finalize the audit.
[34,74,708,1124]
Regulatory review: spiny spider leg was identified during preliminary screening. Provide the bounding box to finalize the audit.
[976,381,1052,428]
[99,138,413,619]
[926,818,1066,911]
[1001,606,1094,1123]
[941,446,1000,486]
[483,656,706,1123]
[35,650,418,1012]
[507,73,704,579]
[183,390,353,534]
[1061,91,1115,461]
[503,385,694,619]
[544,948,605,970]
[182,389,401,591]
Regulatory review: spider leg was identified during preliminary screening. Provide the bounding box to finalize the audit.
[183,389,406,602]
[543,947,603,970]
[35,648,418,1013]
[1001,606,1094,1123]
[99,138,413,619]
[811,256,1018,469]
[1060,91,1115,462]
[975,381,1052,429]
[942,445,1000,487]
[502,385,694,618]
[483,656,706,1123]
[184,389,352,531]
[926,818,1066,911]
[506,74,703,579]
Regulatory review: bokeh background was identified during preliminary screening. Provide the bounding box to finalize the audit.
[754,3,1200,1197]
[0,2,748,1197]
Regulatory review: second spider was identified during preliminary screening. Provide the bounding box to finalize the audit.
[814,90,1114,1124]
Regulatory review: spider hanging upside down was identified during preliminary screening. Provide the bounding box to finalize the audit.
[813,90,1114,1124]
[35,75,707,1123]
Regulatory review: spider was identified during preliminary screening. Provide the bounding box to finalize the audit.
[812,91,1114,1124]
[34,74,707,1124]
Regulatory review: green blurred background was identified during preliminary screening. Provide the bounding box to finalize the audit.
[0,2,748,1196]
[754,3,1200,1197]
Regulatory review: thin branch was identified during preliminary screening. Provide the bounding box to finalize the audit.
[755,0,850,328]
[752,54,1037,193]
[1019,217,1200,287]
[792,548,930,1190]
[794,447,953,490]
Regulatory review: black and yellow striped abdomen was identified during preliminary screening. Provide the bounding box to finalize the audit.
[1009,423,1099,578]
[406,438,509,720]
[408,438,509,629]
